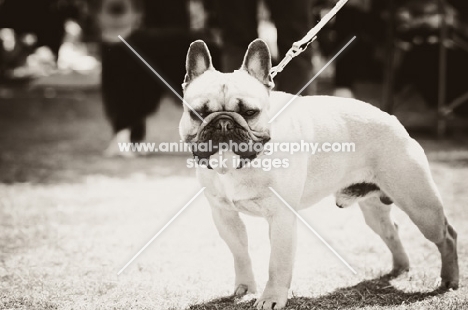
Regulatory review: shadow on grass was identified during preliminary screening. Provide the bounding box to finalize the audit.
[188,274,448,310]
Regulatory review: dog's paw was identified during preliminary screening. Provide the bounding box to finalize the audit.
[234,279,257,296]
[234,284,249,296]
[389,265,410,277]
[440,279,459,290]
[254,285,288,309]
[434,276,459,290]
[234,283,257,296]
[234,277,257,296]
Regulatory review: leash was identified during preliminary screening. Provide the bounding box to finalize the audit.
[270,0,350,78]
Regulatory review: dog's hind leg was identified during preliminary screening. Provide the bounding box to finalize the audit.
[359,197,410,275]
[377,139,459,289]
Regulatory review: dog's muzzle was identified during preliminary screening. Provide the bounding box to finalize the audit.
[214,116,234,135]
[191,112,270,168]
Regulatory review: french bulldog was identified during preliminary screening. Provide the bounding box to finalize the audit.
[179,39,459,309]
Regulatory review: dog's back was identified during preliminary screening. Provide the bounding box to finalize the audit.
[269,92,409,147]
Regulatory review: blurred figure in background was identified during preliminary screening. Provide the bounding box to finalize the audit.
[0,0,96,80]
[330,0,385,98]
[395,0,468,116]
[0,0,78,80]
[97,0,191,156]
[218,0,314,95]
[0,0,68,59]
[97,0,220,156]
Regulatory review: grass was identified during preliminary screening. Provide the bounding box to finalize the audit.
[0,87,467,309]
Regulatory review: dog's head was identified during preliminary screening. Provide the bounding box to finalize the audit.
[179,39,273,161]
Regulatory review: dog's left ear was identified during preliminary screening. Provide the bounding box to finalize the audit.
[183,40,213,90]
[241,39,274,89]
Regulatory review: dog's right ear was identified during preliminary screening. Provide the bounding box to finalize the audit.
[183,40,213,89]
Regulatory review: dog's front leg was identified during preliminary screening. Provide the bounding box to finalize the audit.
[211,206,257,296]
[255,210,297,310]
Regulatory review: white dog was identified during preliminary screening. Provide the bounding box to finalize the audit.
[178,39,459,309]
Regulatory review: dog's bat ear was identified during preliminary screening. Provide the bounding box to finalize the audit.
[183,40,213,89]
[241,39,274,89]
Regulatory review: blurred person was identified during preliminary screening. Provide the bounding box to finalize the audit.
[97,0,220,156]
[218,0,314,95]
[98,0,186,156]
[330,0,386,98]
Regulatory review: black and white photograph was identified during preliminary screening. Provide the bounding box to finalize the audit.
[1,0,467,309]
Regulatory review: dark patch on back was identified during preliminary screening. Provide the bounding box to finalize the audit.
[342,182,381,197]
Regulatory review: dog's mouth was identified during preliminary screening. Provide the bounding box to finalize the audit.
[191,112,270,169]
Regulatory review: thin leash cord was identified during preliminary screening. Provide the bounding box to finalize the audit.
[270,0,350,78]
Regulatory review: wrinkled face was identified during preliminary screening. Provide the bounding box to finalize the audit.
[179,39,274,161]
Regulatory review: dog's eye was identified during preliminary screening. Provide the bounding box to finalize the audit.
[190,110,208,120]
[189,111,198,119]
[243,110,258,117]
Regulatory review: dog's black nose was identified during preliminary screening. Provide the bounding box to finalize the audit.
[216,118,234,133]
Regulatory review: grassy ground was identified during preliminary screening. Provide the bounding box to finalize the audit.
[0,88,468,309]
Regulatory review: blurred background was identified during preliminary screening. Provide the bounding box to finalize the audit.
[0,0,467,181]
[1,2,468,309]
[0,0,467,180]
